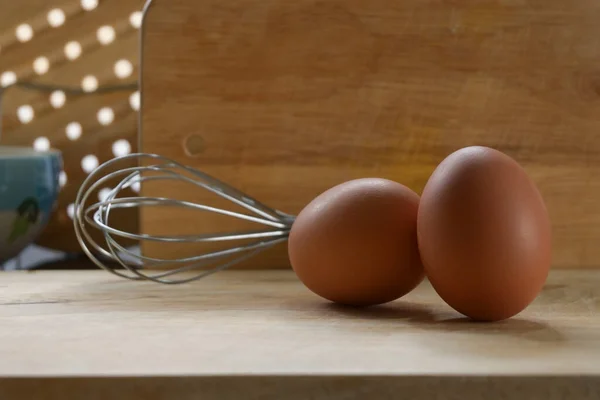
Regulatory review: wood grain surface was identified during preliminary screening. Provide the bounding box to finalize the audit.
[0,269,599,399]
[140,0,600,269]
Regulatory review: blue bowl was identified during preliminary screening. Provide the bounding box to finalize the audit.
[0,146,62,262]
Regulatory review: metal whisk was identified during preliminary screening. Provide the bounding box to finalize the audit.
[73,153,295,284]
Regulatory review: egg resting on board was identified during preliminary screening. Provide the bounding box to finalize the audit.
[289,178,424,306]
[417,146,552,322]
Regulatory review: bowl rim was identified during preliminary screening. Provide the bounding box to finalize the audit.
[0,146,61,159]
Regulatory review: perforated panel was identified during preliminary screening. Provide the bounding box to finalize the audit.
[0,0,145,253]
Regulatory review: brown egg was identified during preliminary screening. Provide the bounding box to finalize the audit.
[288,178,424,306]
[417,146,552,321]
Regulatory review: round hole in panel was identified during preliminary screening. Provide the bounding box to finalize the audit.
[129,91,140,111]
[64,41,82,60]
[66,122,82,140]
[130,11,142,28]
[17,105,34,124]
[0,71,16,88]
[97,25,115,45]
[112,139,131,157]
[16,24,33,42]
[183,134,205,157]
[59,171,68,187]
[67,203,75,219]
[81,75,98,92]
[33,137,50,152]
[98,187,112,202]
[50,91,66,108]
[97,107,114,126]
[33,56,50,75]
[81,0,98,11]
[114,59,133,79]
[47,9,66,27]
[81,155,99,174]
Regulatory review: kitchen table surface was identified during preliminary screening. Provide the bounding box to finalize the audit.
[0,269,598,399]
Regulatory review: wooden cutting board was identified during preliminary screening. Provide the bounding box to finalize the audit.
[140,0,600,269]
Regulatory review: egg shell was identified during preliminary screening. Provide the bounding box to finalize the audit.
[417,146,551,321]
[288,178,424,306]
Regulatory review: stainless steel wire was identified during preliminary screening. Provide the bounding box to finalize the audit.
[73,153,295,284]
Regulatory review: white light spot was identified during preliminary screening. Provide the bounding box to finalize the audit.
[17,105,34,124]
[64,41,82,60]
[33,56,50,75]
[114,59,133,79]
[131,181,140,192]
[98,187,112,202]
[66,122,82,140]
[112,139,131,157]
[49,91,66,108]
[130,11,142,29]
[81,155,99,173]
[59,171,67,187]
[81,0,99,11]
[96,25,115,45]
[0,71,16,87]
[129,91,140,111]
[47,9,66,27]
[81,75,98,92]
[67,203,75,219]
[97,107,114,126]
[16,24,33,42]
[33,137,50,152]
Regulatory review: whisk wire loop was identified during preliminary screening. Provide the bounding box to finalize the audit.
[73,153,294,284]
